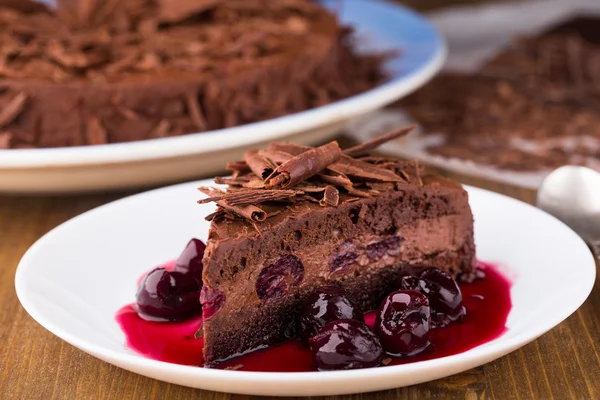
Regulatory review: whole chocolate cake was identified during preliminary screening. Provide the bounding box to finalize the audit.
[0,0,387,149]
[198,128,476,366]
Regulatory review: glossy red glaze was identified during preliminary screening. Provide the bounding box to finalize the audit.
[118,261,511,371]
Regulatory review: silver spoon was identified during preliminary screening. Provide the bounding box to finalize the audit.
[537,165,600,260]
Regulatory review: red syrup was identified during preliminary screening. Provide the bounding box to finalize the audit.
[116,261,512,371]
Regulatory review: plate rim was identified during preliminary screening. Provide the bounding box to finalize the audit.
[0,0,446,168]
[14,182,597,395]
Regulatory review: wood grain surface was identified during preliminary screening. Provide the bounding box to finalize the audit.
[2,1,600,399]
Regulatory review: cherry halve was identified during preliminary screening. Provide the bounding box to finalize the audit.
[298,286,363,342]
[309,319,383,370]
[374,290,431,356]
[173,238,206,278]
[256,255,304,301]
[399,267,465,327]
[136,267,202,321]
[200,285,226,320]
[329,241,359,273]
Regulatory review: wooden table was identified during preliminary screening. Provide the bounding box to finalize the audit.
[2,3,600,400]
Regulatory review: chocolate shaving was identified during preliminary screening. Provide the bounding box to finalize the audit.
[0,92,27,127]
[317,171,353,189]
[244,150,277,180]
[331,156,404,182]
[224,189,303,206]
[295,183,327,193]
[198,187,302,206]
[320,186,339,207]
[243,178,266,189]
[186,92,207,131]
[217,202,266,222]
[267,142,308,157]
[85,117,107,145]
[365,182,395,192]
[215,176,249,186]
[265,141,342,189]
[343,125,417,156]
[0,132,11,149]
[149,119,170,138]
[259,149,293,165]
[226,160,250,173]
[204,210,225,221]
[414,160,424,187]
[347,188,372,198]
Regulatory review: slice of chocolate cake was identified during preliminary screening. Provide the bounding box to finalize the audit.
[198,128,476,366]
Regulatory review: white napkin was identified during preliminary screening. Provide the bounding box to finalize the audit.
[346,0,600,189]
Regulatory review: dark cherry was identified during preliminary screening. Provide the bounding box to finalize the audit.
[136,267,202,321]
[399,267,465,327]
[256,255,304,301]
[173,238,206,278]
[298,286,363,342]
[309,319,383,370]
[329,241,359,272]
[365,236,402,260]
[200,285,226,320]
[374,290,431,356]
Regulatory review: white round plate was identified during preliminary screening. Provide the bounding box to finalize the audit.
[0,0,445,194]
[15,180,596,396]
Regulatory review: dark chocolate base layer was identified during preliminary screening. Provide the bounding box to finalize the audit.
[205,246,473,367]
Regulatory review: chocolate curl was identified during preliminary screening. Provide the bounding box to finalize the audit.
[295,183,327,193]
[343,125,416,157]
[347,187,372,198]
[330,156,404,182]
[267,142,309,157]
[317,171,353,189]
[265,141,342,189]
[215,176,250,186]
[320,186,339,207]
[186,92,207,131]
[259,149,293,165]
[0,92,27,127]
[269,142,403,183]
[198,187,302,205]
[222,189,303,206]
[218,202,267,222]
[0,132,12,149]
[244,150,277,179]
[414,160,424,187]
[243,178,266,189]
[198,187,266,221]
[85,117,107,145]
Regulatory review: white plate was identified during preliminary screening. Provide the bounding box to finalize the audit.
[15,180,596,396]
[0,0,445,194]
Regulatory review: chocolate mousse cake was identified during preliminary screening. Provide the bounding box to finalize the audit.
[0,0,386,149]
[198,128,476,366]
